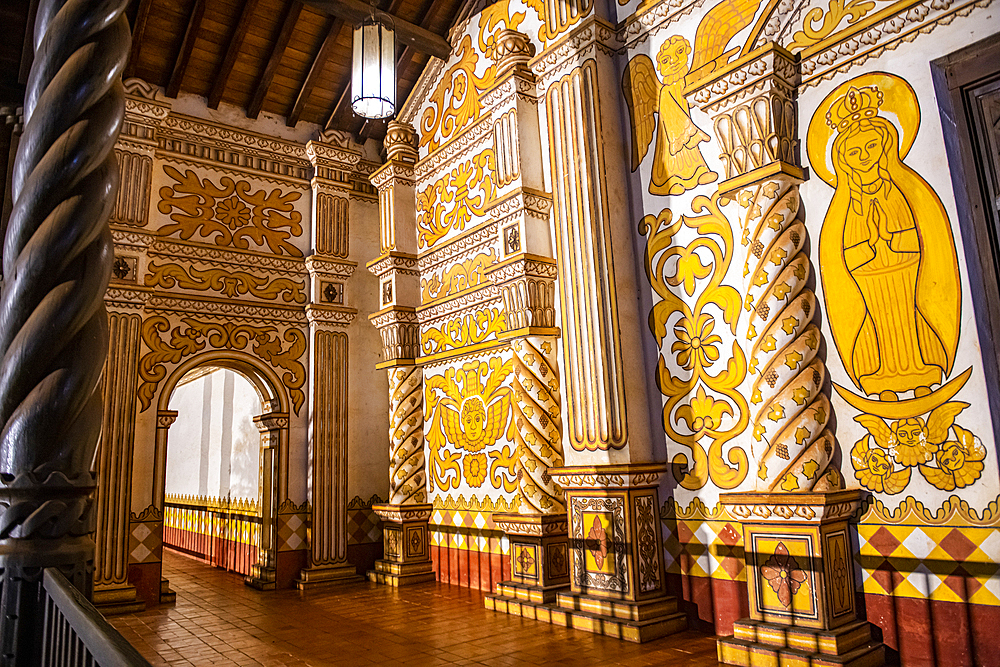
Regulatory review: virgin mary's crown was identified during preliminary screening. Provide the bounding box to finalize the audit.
[826,85,883,132]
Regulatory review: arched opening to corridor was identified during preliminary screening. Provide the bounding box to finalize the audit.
[154,354,290,585]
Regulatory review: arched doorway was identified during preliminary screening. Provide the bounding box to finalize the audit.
[153,353,290,587]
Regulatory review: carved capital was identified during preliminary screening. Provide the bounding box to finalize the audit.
[254,412,290,432]
[493,29,536,76]
[370,307,420,362]
[384,120,419,163]
[487,253,558,331]
[687,44,802,192]
[156,410,178,429]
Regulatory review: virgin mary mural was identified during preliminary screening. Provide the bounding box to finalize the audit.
[808,74,961,403]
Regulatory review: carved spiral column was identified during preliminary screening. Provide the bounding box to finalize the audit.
[688,43,885,666]
[388,365,425,505]
[367,121,434,586]
[512,338,563,513]
[0,0,129,662]
[743,179,840,493]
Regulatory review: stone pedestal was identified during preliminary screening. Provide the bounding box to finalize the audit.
[487,464,686,642]
[368,503,436,586]
[245,550,277,591]
[717,490,885,667]
[487,513,568,605]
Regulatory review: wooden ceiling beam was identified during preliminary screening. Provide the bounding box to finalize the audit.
[248,0,302,119]
[124,0,153,80]
[325,79,353,131]
[166,0,207,99]
[208,0,261,109]
[287,17,344,127]
[304,0,451,60]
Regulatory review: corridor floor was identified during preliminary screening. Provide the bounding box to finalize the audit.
[110,550,725,667]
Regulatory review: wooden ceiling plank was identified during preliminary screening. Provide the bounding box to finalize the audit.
[325,79,353,130]
[248,0,303,119]
[208,0,261,109]
[304,0,450,60]
[124,0,154,80]
[287,17,344,127]
[166,0,208,99]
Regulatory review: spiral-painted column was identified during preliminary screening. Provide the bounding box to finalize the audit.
[742,178,841,493]
[0,0,129,662]
[511,336,563,514]
[367,121,434,586]
[388,366,425,505]
[688,45,885,665]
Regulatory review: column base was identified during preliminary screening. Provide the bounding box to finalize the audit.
[294,562,362,590]
[367,559,436,586]
[485,586,686,643]
[245,563,277,590]
[92,583,146,615]
[718,618,886,667]
[159,578,176,604]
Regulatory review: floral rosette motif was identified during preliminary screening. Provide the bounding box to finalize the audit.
[851,402,985,493]
[761,542,807,608]
[462,452,488,487]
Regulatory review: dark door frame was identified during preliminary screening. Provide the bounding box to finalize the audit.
[932,32,1000,450]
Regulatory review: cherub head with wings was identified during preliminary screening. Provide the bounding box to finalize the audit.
[426,358,513,454]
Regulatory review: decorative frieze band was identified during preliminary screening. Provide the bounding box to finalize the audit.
[415,115,493,182]
[548,463,667,490]
[367,252,419,279]
[719,490,862,524]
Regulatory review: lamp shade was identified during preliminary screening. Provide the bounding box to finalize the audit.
[352,16,395,119]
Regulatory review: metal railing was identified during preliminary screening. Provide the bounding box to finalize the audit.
[163,496,262,575]
[40,568,150,667]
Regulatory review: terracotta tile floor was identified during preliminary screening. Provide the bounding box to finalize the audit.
[110,550,724,667]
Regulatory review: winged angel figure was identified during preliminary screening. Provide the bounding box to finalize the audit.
[623,36,718,196]
[426,359,515,490]
[851,402,986,493]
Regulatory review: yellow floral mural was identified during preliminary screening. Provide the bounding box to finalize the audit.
[157,166,303,256]
[640,192,748,490]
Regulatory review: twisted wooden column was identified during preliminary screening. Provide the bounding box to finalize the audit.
[743,177,840,492]
[0,0,128,662]
[388,366,425,505]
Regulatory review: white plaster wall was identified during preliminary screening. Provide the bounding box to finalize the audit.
[165,368,262,501]
[347,196,391,503]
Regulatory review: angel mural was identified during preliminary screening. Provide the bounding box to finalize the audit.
[425,357,514,490]
[851,402,985,493]
[623,36,718,196]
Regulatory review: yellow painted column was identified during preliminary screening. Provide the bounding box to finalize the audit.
[684,43,885,666]
[367,121,436,585]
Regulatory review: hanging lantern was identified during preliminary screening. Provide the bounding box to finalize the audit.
[352,10,395,119]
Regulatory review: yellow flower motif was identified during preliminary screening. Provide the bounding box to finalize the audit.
[671,314,722,370]
[668,246,712,296]
[676,386,732,438]
[888,417,936,467]
[463,452,488,487]
[216,196,251,230]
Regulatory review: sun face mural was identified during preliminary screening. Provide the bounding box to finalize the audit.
[808,72,984,495]
[424,356,517,493]
[623,36,718,196]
